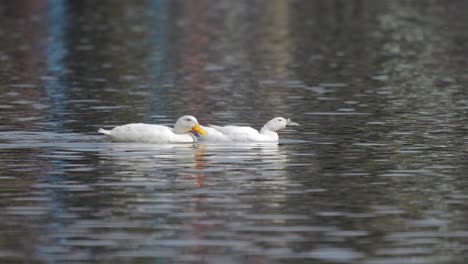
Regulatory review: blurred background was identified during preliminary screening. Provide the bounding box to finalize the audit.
[1,0,468,263]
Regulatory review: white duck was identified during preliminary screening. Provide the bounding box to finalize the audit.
[199,117,299,142]
[98,115,207,143]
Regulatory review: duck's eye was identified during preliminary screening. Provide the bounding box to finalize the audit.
[186,118,191,122]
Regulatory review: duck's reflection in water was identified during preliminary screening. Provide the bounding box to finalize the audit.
[198,142,288,175]
[94,142,293,261]
[96,142,288,181]
[97,143,200,174]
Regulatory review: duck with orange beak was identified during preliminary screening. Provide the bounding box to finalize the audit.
[98,115,207,143]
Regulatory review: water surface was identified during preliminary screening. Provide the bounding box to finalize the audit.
[1,1,468,263]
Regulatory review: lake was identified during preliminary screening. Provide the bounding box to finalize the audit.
[0,1,468,263]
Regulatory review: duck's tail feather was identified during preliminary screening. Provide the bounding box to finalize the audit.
[98,128,111,135]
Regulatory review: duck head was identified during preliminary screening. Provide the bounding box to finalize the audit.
[265,117,300,132]
[174,115,207,135]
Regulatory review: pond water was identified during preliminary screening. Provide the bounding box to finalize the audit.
[1,1,468,263]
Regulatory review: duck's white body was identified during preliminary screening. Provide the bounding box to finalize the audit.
[98,116,206,143]
[199,117,299,143]
[98,124,197,143]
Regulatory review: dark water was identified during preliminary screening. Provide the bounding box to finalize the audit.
[1,1,468,263]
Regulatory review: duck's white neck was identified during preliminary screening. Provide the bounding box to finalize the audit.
[260,126,279,141]
[188,133,197,142]
[174,127,186,134]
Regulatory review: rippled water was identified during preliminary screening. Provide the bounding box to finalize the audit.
[1,1,468,263]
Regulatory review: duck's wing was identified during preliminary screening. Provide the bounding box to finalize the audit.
[108,123,175,142]
[209,125,261,142]
[210,125,258,135]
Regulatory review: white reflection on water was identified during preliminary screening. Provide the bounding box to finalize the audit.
[87,141,296,261]
[95,141,290,191]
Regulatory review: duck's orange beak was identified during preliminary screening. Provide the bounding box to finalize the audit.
[192,124,207,135]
